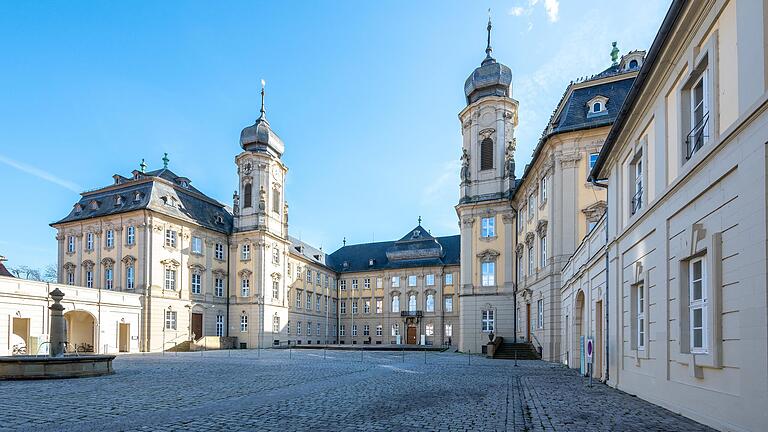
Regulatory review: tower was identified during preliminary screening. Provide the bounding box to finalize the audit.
[456,16,519,354]
[231,81,290,348]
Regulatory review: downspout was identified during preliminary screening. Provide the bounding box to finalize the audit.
[513,208,519,342]
[226,236,231,338]
[590,178,609,382]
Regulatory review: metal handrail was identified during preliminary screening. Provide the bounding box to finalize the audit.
[685,112,709,159]
[531,333,543,356]
[631,187,643,215]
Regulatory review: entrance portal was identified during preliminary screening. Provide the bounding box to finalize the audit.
[406,325,417,344]
[11,317,30,354]
[65,310,96,353]
[191,313,203,341]
[118,323,130,353]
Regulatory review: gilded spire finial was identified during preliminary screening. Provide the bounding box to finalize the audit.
[140,158,147,173]
[260,79,266,118]
[418,215,422,225]
[343,236,346,247]
[486,9,492,56]
[162,152,169,169]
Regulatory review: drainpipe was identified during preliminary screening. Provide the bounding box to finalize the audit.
[590,178,609,382]
[512,208,519,342]
[226,237,231,338]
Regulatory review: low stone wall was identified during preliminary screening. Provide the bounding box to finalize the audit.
[0,355,116,380]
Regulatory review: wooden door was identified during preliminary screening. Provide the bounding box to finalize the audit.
[118,323,130,352]
[407,325,417,344]
[525,303,531,342]
[191,313,203,341]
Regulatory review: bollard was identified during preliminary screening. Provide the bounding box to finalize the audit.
[424,347,427,364]
[323,346,326,359]
[290,345,292,360]
[514,351,518,367]
[361,348,363,362]
[402,347,405,363]
[468,349,471,365]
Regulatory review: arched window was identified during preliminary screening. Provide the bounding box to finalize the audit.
[593,102,601,113]
[391,295,400,313]
[409,294,417,312]
[480,138,494,170]
[426,294,435,312]
[629,59,638,69]
[243,183,252,208]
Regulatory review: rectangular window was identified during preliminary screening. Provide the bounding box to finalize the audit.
[67,236,75,253]
[241,244,250,260]
[272,189,281,213]
[351,300,358,315]
[376,299,383,314]
[191,273,201,294]
[481,310,494,332]
[127,226,136,245]
[376,277,383,288]
[86,270,93,288]
[528,247,535,274]
[316,294,321,312]
[518,254,524,279]
[240,315,248,332]
[589,153,599,170]
[528,195,535,216]
[340,280,346,291]
[105,230,114,248]
[445,323,453,337]
[444,296,453,313]
[86,233,94,250]
[215,277,224,297]
[480,138,494,170]
[297,321,302,335]
[364,300,370,314]
[363,324,370,336]
[686,68,709,159]
[307,322,312,336]
[126,265,134,289]
[306,269,312,283]
[66,270,74,285]
[104,268,113,290]
[376,325,383,336]
[364,278,370,289]
[352,324,357,337]
[273,280,280,300]
[540,235,547,267]
[391,323,399,336]
[444,273,453,285]
[391,276,400,287]
[537,299,544,329]
[287,320,291,335]
[165,311,177,330]
[191,236,201,254]
[215,243,224,260]
[241,278,250,296]
[408,275,417,287]
[273,248,280,265]
[165,229,177,248]
[637,283,645,350]
[481,261,495,286]
[306,292,312,309]
[425,274,435,286]
[351,279,358,290]
[273,315,280,333]
[481,217,495,238]
[296,265,301,279]
[340,300,346,314]
[540,176,547,202]
[517,209,524,231]
[164,268,176,290]
[391,296,400,313]
[631,151,643,215]
[317,322,321,336]
[689,257,707,353]
[216,315,224,337]
[425,323,434,336]
[338,324,344,336]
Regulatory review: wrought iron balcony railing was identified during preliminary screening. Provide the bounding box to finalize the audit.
[631,187,643,215]
[400,311,423,318]
[686,112,709,160]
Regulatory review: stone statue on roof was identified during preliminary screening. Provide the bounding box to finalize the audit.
[460,148,471,184]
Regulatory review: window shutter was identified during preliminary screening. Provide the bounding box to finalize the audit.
[480,138,494,170]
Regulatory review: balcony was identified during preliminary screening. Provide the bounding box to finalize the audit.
[685,112,709,160]
[631,187,643,215]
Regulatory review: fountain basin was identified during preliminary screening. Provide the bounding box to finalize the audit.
[0,355,116,380]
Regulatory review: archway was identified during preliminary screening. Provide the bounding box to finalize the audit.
[573,290,585,372]
[65,310,96,353]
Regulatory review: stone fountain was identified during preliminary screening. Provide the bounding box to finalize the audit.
[0,288,116,380]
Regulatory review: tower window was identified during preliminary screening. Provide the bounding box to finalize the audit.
[272,189,280,213]
[480,138,494,171]
[243,184,252,208]
[629,59,638,69]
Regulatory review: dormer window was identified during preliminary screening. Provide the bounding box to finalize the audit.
[343,261,349,269]
[89,200,100,210]
[74,204,83,214]
[215,215,224,225]
[134,191,142,202]
[368,258,375,266]
[115,195,124,206]
[629,59,638,69]
[587,95,609,117]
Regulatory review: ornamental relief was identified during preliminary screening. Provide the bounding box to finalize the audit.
[515,243,524,255]
[121,255,136,265]
[238,269,252,278]
[582,201,607,222]
[476,249,500,262]
[160,258,180,268]
[479,128,495,140]
[63,262,76,271]
[525,232,535,246]
[461,216,476,226]
[82,260,95,270]
[536,220,548,237]
[101,257,115,267]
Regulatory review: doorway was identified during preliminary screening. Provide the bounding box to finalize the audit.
[11,317,30,354]
[406,325,417,344]
[525,303,531,342]
[191,313,203,341]
[595,300,603,380]
[65,310,96,353]
[118,323,130,353]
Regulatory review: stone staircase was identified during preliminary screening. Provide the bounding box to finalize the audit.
[493,343,540,360]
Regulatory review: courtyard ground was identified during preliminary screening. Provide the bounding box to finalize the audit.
[0,349,712,431]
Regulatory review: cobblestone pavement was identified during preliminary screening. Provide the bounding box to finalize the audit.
[0,350,713,431]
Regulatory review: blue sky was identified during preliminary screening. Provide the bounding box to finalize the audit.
[0,1,669,270]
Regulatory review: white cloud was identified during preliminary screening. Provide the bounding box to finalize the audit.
[544,0,560,22]
[509,6,526,16]
[0,154,82,192]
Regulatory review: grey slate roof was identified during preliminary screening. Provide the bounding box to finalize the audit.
[328,226,460,273]
[551,76,635,134]
[52,169,233,234]
[288,236,334,270]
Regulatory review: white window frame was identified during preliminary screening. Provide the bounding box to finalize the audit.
[164,267,176,290]
[191,236,201,254]
[364,278,370,289]
[165,310,177,330]
[540,176,547,202]
[215,243,224,260]
[364,299,370,314]
[689,257,708,353]
[216,315,224,337]
[85,270,93,288]
[351,278,358,289]
[481,261,495,286]
[637,282,646,351]
[537,299,544,329]
[408,294,417,312]
[444,273,453,285]
[86,233,94,251]
[444,296,453,313]
[376,298,383,314]
[105,230,114,248]
[445,323,453,337]
[426,294,435,312]
[425,274,435,286]
[391,276,400,288]
[165,229,177,248]
[481,310,495,332]
[376,325,383,336]
[481,217,495,238]
[215,277,224,297]
[126,265,134,289]
[67,236,75,253]
[391,295,400,313]
[272,280,280,300]
[241,278,250,297]
[240,314,248,332]
[104,268,113,290]
[191,272,201,294]
[540,235,547,267]
[425,323,434,336]
[241,244,250,260]
[340,280,346,291]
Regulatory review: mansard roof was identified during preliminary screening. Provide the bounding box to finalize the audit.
[288,236,334,270]
[329,226,460,273]
[52,168,233,234]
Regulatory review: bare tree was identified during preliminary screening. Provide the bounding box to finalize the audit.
[7,265,44,281]
[43,264,57,282]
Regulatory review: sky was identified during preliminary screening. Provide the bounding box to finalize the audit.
[0,0,670,271]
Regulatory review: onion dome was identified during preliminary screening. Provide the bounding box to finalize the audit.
[464,16,513,105]
[240,80,285,157]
